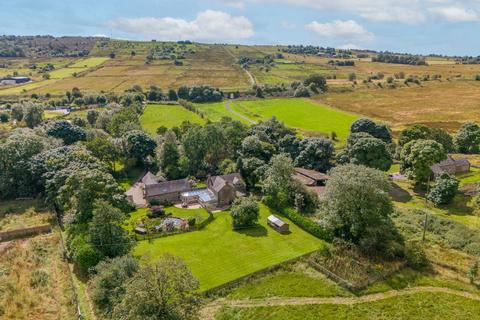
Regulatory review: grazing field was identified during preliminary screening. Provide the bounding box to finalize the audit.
[0,233,77,320]
[134,204,325,291]
[316,80,480,133]
[232,98,358,143]
[140,104,206,134]
[195,101,250,124]
[215,292,480,320]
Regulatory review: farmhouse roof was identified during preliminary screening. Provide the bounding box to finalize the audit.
[294,167,330,181]
[431,155,470,174]
[208,173,245,193]
[267,215,288,228]
[144,179,191,197]
[142,172,160,185]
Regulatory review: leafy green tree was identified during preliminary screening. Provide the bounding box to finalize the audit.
[398,124,432,146]
[431,127,454,153]
[11,103,24,121]
[111,254,199,320]
[23,103,44,128]
[123,130,157,164]
[168,89,178,101]
[87,109,99,126]
[85,137,121,172]
[455,122,480,154]
[46,120,87,145]
[427,173,459,206]
[108,108,141,137]
[401,139,446,183]
[89,200,132,258]
[57,168,128,223]
[0,131,50,199]
[279,134,301,159]
[303,74,327,91]
[320,164,402,255]
[230,196,260,228]
[345,136,392,171]
[237,156,266,188]
[0,112,9,123]
[91,255,139,316]
[294,138,334,172]
[350,118,392,143]
[70,235,103,274]
[158,130,181,179]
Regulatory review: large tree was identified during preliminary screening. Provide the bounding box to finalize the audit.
[158,130,181,179]
[123,130,157,164]
[91,255,139,316]
[400,139,447,183]
[455,122,480,154]
[46,120,87,145]
[427,173,459,206]
[398,124,432,146]
[23,102,44,128]
[320,164,401,255]
[230,196,260,228]
[345,136,392,171]
[112,254,199,320]
[85,136,121,172]
[89,200,132,258]
[350,118,392,143]
[294,138,334,172]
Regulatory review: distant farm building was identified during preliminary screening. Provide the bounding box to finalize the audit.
[293,167,330,196]
[267,215,289,233]
[0,76,31,86]
[431,155,470,177]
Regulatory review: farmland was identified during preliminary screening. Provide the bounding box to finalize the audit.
[134,204,325,291]
[140,103,206,134]
[231,98,358,143]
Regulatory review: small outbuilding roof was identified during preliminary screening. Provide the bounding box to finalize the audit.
[294,167,330,181]
[267,215,288,228]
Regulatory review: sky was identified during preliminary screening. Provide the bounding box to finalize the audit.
[2,0,480,56]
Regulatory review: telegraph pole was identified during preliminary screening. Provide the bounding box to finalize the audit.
[422,175,431,242]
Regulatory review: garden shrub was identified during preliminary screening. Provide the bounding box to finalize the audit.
[404,241,429,270]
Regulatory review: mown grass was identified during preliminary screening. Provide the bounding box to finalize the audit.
[134,204,325,291]
[140,104,206,135]
[232,98,358,144]
[0,233,78,320]
[215,292,480,320]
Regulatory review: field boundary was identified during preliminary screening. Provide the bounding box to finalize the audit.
[0,224,51,242]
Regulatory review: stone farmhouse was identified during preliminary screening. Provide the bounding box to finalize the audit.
[431,155,470,177]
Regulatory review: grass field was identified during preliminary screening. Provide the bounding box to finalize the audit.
[140,104,206,134]
[215,292,480,320]
[0,233,77,320]
[0,199,52,231]
[317,80,480,133]
[134,204,325,291]
[228,264,352,299]
[232,98,358,143]
[195,101,250,124]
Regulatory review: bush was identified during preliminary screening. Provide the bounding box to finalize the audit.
[0,112,9,123]
[147,206,165,218]
[404,241,429,270]
[30,269,50,288]
[230,196,259,228]
[70,236,103,274]
[188,217,196,227]
[427,173,459,206]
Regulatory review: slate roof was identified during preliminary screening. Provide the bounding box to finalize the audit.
[142,172,160,185]
[431,155,470,174]
[208,173,245,193]
[294,168,330,181]
[145,179,191,197]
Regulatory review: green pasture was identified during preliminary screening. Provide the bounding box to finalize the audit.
[134,204,325,291]
[232,98,358,143]
[215,292,480,320]
[140,104,206,135]
[194,102,250,124]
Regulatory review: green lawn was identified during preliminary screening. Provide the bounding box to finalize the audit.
[215,292,480,320]
[140,104,206,135]
[134,204,325,291]
[194,102,250,124]
[231,98,358,144]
